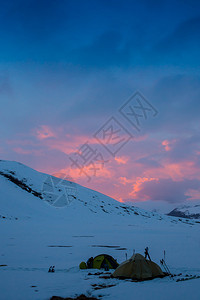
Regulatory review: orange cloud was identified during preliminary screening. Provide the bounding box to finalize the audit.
[114,156,129,164]
[130,177,159,199]
[119,176,132,185]
[118,197,124,203]
[54,159,112,183]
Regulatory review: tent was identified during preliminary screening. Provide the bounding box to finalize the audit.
[79,254,119,270]
[112,253,164,281]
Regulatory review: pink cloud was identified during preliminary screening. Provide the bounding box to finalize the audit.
[162,139,176,151]
[185,188,200,200]
[49,136,99,155]
[130,177,159,200]
[38,135,200,203]
[144,160,199,182]
[114,156,129,164]
[35,125,55,140]
[7,126,200,205]
[53,159,112,183]
[119,176,132,185]
[33,125,100,155]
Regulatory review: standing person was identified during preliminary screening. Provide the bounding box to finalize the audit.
[144,247,151,261]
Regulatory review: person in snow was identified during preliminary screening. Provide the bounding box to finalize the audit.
[144,247,151,261]
[48,266,52,272]
[48,266,55,272]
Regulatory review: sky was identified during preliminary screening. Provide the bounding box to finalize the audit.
[0,0,200,206]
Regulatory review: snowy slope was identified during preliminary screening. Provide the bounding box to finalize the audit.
[168,202,200,219]
[0,159,173,222]
[0,160,200,300]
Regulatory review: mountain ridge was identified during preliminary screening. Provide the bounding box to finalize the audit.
[167,203,200,219]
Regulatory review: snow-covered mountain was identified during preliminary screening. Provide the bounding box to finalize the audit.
[0,159,171,222]
[167,203,200,219]
[1,160,200,300]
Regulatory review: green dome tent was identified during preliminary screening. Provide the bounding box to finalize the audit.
[79,254,119,270]
[113,253,164,281]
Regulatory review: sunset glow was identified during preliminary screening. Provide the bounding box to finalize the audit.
[1,0,200,205]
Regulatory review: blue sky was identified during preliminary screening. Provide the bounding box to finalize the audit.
[0,0,200,203]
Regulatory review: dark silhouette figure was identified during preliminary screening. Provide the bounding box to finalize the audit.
[48,266,52,272]
[144,247,151,261]
[48,265,55,272]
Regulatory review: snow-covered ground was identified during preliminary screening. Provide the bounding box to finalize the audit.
[0,160,200,300]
